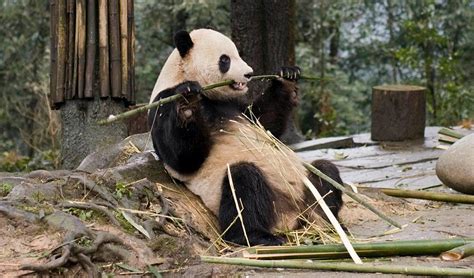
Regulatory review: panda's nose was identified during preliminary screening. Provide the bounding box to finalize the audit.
[244,72,253,79]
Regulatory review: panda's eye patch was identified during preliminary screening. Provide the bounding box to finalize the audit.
[219,54,231,74]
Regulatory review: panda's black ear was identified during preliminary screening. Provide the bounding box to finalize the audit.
[174,30,194,58]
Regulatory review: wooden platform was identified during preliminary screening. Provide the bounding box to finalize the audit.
[295,127,471,190]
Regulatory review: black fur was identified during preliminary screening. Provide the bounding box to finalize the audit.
[174,30,194,57]
[251,66,300,138]
[148,81,211,174]
[305,159,344,220]
[219,162,283,246]
[218,54,231,74]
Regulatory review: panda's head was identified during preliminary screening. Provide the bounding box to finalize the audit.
[175,29,254,100]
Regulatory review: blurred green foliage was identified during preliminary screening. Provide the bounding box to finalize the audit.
[0,0,473,171]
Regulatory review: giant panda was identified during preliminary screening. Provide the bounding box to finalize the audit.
[148,29,343,246]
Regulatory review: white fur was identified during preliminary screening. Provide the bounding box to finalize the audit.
[149,29,253,103]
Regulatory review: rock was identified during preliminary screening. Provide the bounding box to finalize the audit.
[436,133,474,194]
[77,133,153,172]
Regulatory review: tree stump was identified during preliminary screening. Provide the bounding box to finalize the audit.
[371,85,426,141]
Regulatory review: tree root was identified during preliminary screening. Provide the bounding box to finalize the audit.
[20,230,126,275]
[60,200,122,226]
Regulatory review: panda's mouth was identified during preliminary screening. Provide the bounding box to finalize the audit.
[230,82,248,91]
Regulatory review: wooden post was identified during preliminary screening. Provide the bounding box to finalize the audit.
[371,85,426,141]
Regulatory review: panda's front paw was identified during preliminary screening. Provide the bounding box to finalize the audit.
[176,81,202,99]
[176,81,202,123]
[276,66,301,82]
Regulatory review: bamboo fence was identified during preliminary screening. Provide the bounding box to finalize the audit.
[49,0,135,108]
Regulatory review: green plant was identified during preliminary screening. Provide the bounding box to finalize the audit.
[114,182,132,199]
[0,183,13,197]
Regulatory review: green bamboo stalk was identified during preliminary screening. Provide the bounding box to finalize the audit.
[441,243,474,261]
[98,79,233,125]
[246,238,474,259]
[438,127,464,140]
[201,256,474,276]
[304,162,402,228]
[381,188,474,204]
[97,74,330,125]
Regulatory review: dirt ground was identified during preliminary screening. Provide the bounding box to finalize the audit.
[1,187,472,277]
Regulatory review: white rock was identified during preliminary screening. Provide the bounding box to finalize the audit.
[436,133,474,194]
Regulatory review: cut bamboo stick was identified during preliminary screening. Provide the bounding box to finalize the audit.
[441,243,474,261]
[76,0,86,98]
[65,0,75,100]
[127,0,135,103]
[109,0,122,98]
[381,188,474,204]
[98,0,110,98]
[49,0,58,105]
[84,0,97,98]
[438,127,464,140]
[201,256,474,276]
[119,0,128,98]
[55,0,66,104]
[246,238,474,259]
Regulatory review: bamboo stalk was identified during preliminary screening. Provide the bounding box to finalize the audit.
[84,0,97,98]
[441,243,474,261]
[438,127,464,140]
[201,256,474,276]
[76,0,86,98]
[55,0,66,104]
[65,0,75,100]
[301,176,362,264]
[109,0,122,98]
[97,79,235,125]
[304,162,402,228]
[49,0,58,105]
[227,164,250,247]
[98,0,110,98]
[381,188,474,204]
[246,238,474,259]
[127,0,135,103]
[119,0,128,98]
[97,74,335,125]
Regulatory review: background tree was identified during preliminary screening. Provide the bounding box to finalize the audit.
[230,0,304,144]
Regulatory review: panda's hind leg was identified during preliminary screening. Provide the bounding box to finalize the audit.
[307,160,344,219]
[219,162,283,246]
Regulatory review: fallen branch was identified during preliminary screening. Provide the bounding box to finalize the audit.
[438,127,464,140]
[201,256,474,276]
[245,238,474,260]
[97,74,330,125]
[440,242,474,261]
[381,188,474,204]
[304,162,402,228]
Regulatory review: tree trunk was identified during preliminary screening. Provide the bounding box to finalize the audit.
[371,85,426,141]
[231,0,303,144]
[50,0,135,168]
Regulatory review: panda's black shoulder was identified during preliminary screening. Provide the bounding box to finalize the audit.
[200,96,243,124]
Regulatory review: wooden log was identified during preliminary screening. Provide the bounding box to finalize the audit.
[65,0,75,100]
[109,0,122,98]
[84,0,97,98]
[98,0,110,98]
[127,0,135,104]
[371,85,426,141]
[55,0,67,104]
[49,0,58,106]
[76,0,87,98]
[119,0,128,99]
